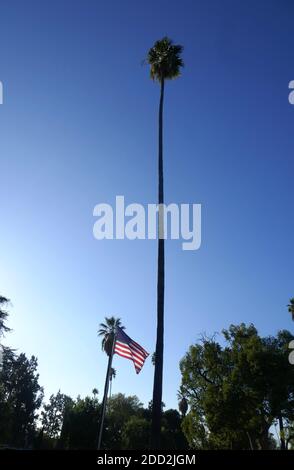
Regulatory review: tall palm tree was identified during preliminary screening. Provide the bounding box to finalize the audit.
[288,298,294,321]
[147,37,183,448]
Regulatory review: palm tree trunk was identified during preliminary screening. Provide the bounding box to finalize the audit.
[97,335,116,449]
[151,76,165,449]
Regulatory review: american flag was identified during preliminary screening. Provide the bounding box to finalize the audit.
[114,327,149,374]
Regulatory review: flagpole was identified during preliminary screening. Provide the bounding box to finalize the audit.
[97,330,116,450]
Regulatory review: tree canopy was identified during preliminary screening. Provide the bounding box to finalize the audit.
[1,294,293,450]
[180,324,294,449]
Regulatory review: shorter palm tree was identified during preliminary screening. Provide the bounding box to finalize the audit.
[97,317,124,449]
[109,367,116,398]
[288,298,294,321]
[92,388,98,398]
[98,316,124,355]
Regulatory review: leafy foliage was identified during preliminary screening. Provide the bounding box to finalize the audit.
[180,324,294,449]
[41,392,187,449]
[0,295,11,336]
[0,350,44,447]
[41,391,73,440]
[122,416,150,449]
[1,293,293,450]
[59,395,100,449]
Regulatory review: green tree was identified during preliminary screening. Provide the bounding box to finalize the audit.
[104,393,144,449]
[41,391,73,441]
[147,37,184,448]
[0,295,13,392]
[180,324,294,450]
[284,422,294,449]
[0,351,43,447]
[122,416,151,449]
[60,395,100,449]
[38,389,191,450]
[0,295,11,336]
[177,391,188,418]
[161,409,188,449]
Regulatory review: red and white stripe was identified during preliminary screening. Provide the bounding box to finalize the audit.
[114,339,149,374]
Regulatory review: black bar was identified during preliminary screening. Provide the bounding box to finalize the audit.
[0,449,293,467]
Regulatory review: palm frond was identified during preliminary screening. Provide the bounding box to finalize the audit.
[288,298,294,321]
[98,316,125,354]
[147,37,184,82]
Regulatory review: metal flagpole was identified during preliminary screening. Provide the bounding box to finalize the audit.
[97,330,116,450]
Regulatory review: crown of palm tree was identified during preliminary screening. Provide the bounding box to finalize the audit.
[288,298,294,321]
[147,37,184,82]
[98,316,125,355]
[110,367,116,380]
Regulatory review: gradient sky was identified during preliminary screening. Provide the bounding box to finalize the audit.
[0,0,293,409]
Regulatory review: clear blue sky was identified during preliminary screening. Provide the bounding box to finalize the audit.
[0,0,293,409]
